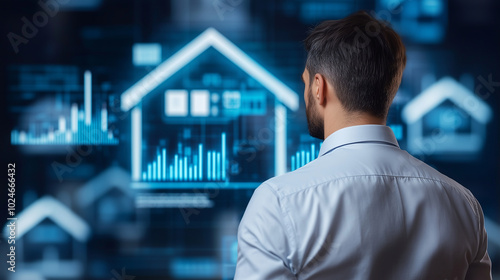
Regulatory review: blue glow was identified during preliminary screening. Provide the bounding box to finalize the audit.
[199,144,203,180]
[174,155,179,181]
[402,77,492,156]
[139,132,230,183]
[10,70,118,145]
[157,154,161,181]
[212,150,216,180]
[132,106,142,180]
[27,224,70,243]
[3,196,90,242]
[179,158,183,181]
[421,0,444,16]
[376,0,447,43]
[275,103,287,176]
[162,148,167,180]
[291,142,321,171]
[207,151,211,181]
[222,133,226,180]
[132,43,162,66]
[389,124,403,140]
[152,162,157,181]
[183,156,188,180]
[169,258,218,279]
[121,28,299,111]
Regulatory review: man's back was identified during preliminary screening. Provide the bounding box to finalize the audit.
[235,125,491,279]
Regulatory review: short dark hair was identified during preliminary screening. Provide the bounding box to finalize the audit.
[304,11,406,119]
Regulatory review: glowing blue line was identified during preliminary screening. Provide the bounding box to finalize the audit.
[207,151,211,181]
[296,152,300,169]
[212,150,216,180]
[216,152,221,181]
[147,164,152,181]
[183,156,187,180]
[222,133,226,180]
[275,103,287,175]
[199,144,203,180]
[71,103,78,132]
[101,106,107,132]
[131,107,142,180]
[153,162,157,181]
[157,153,161,181]
[174,155,178,181]
[210,30,298,111]
[402,77,492,124]
[84,70,92,125]
[162,148,167,180]
[121,30,214,111]
[291,155,295,171]
[121,28,298,112]
[179,158,183,181]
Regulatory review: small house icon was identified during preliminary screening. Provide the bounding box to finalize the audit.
[3,196,90,278]
[402,77,492,156]
[76,166,147,241]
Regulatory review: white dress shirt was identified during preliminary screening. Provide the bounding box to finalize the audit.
[235,125,491,279]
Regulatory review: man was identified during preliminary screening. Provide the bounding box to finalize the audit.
[234,11,491,279]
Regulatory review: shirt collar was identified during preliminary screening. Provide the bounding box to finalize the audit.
[318,125,400,157]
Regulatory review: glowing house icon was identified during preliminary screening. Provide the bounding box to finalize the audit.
[76,166,147,240]
[3,196,90,278]
[402,77,492,156]
[120,28,299,183]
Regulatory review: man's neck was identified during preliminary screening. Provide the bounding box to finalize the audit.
[323,111,385,140]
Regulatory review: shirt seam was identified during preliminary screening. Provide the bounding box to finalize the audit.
[278,173,481,228]
[262,182,298,275]
[278,174,458,197]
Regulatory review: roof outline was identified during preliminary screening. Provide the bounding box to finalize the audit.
[76,165,132,208]
[120,27,299,112]
[3,196,90,242]
[402,77,492,124]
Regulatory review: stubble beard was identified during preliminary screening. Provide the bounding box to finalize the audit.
[306,86,324,140]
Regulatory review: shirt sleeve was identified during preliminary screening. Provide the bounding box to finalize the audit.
[465,199,492,280]
[234,183,297,280]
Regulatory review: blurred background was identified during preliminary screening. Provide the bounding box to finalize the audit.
[1,0,499,279]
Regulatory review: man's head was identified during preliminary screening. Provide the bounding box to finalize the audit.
[302,11,406,140]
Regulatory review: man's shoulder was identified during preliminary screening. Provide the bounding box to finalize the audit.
[261,148,476,204]
[260,155,350,197]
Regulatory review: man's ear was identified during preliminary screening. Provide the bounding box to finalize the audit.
[314,73,327,106]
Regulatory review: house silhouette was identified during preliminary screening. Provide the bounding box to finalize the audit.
[76,165,132,208]
[120,28,299,182]
[76,166,147,240]
[3,196,90,278]
[402,77,492,156]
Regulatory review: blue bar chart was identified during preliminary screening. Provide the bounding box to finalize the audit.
[142,133,227,182]
[10,71,118,145]
[290,143,320,171]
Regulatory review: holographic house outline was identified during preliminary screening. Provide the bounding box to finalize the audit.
[402,77,492,156]
[120,28,299,183]
[3,196,90,279]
